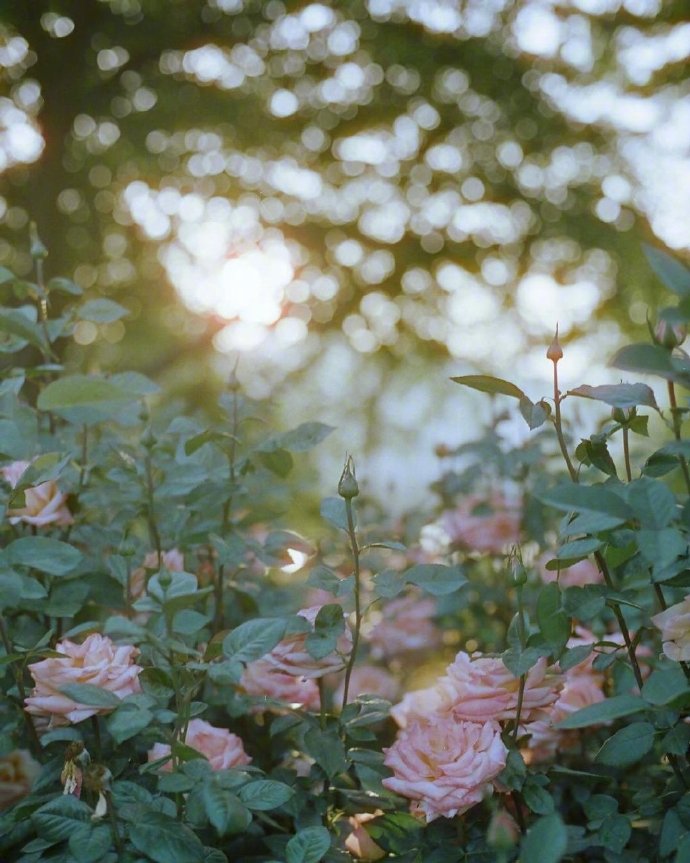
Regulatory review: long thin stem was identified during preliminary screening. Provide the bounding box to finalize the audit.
[622,427,633,483]
[90,715,102,761]
[552,361,577,482]
[341,497,362,710]
[667,381,690,495]
[0,616,41,755]
[143,446,161,560]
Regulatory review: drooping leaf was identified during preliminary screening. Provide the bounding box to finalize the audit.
[320,496,350,531]
[611,344,690,383]
[450,374,526,400]
[536,482,633,528]
[568,383,658,410]
[644,244,690,297]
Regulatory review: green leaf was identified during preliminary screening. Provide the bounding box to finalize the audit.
[404,563,467,596]
[638,529,687,572]
[7,537,82,576]
[611,344,690,383]
[0,307,51,354]
[520,813,567,863]
[642,667,690,707]
[223,618,287,664]
[48,276,83,296]
[258,422,335,453]
[107,704,154,743]
[77,298,130,323]
[68,823,113,862]
[129,811,206,863]
[562,585,606,621]
[59,683,123,709]
[557,694,647,729]
[644,244,690,296]
[372,568,406,598]
[546,536,602,567]
[286,826,331,863]
[522,779,555,815]
[502,645,549,677]
[303,726,349,778]
[559,643,594,672]
[305,603,345,660]
[628,478,678,529]
[536,583,570,655]
[201,782,252,836]
[536,482,633,529]
[37,374,138,424]
[258,448,294,477]
[450,374,526,400]
[519,397,549,430]
[568,383,658,410]
[31,795,92,842]
[320,496,350,531]
[595,814,631,853]
[237,780,294,811]
[662,723,690,756]
[595,721,655,767]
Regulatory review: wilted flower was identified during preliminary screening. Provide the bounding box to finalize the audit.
[1,460,72,527]
[382,715,507,821]
[652,596,690,662]
[0,750,40,811]
[240,659,320,712]
[147,719,251,772]
[344,811,386,860]
[264,606,352,679]
[440,494,521,555]
[25,634,142,726]
[367,593,440,660]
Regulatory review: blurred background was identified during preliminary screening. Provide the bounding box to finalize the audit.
[0,0,688,508]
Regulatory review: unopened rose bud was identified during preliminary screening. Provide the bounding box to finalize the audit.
[546,326,563,363]
[338,456,359,499]
[487,809,520,850]
[141,427,156,449]
[512,562,528,586]
[612,406,636,424]
[434,443,451,458]
[653,318,687,350]
[158,567,172,588]
[29,222,48,260]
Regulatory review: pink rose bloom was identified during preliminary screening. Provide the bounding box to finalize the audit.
[383,715,508,821]
[652,596,690,662]
[0,750,40,811]
[240,659,320,712]
[1,460,72,528]
[264,606,352,679]
[390,678,459,728]
[367,593,440,660]
[25,633,142,726]
[129,549,185,600]
[333,665,400,708]
[440,493,521,554]
[444,652,562,723]
[148,718,251,772]
[344,811,386,860]
[538,555,603,589]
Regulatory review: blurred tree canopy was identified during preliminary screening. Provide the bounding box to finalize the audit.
[0,0,688,401]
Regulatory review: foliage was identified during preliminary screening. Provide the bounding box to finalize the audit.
[3,243,690,863]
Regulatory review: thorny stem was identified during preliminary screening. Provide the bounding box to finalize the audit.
[667,381,690,495]
[552,360,577,483]
[341,496,362,710]
[622,427,633,483]
[0,615,41,755]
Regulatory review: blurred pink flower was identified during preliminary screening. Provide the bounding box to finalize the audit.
[333,665,400,707]
[265,606,352,679]
[367,593,440,660]
[439,494,521,554]
[652,596,690,662]
[344,811,386,860]
[383,715,507,821]
[240,659,320,712]
[390,678,458,729]
[1,460,72,528]
[0,750,40,811]
[444,652,562,723]
[148,718,251,772]
[25,634,142,726]
[537,555,603,589]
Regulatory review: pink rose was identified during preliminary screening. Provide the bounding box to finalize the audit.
[390,679,458,729]
[538,555,603,589]
[440,493,521,554]
[382,715,508,821]
[0,750,40,811]
[333,665,400,708]
[1,460,72,528]
[367,593,440,660]
[652,596,690,662]
[344,812,386,860]
[240,659,320,712]
[444,652,562,723]
[264,606,352,679]
[148,718,251,771]
[25,633,142,726]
